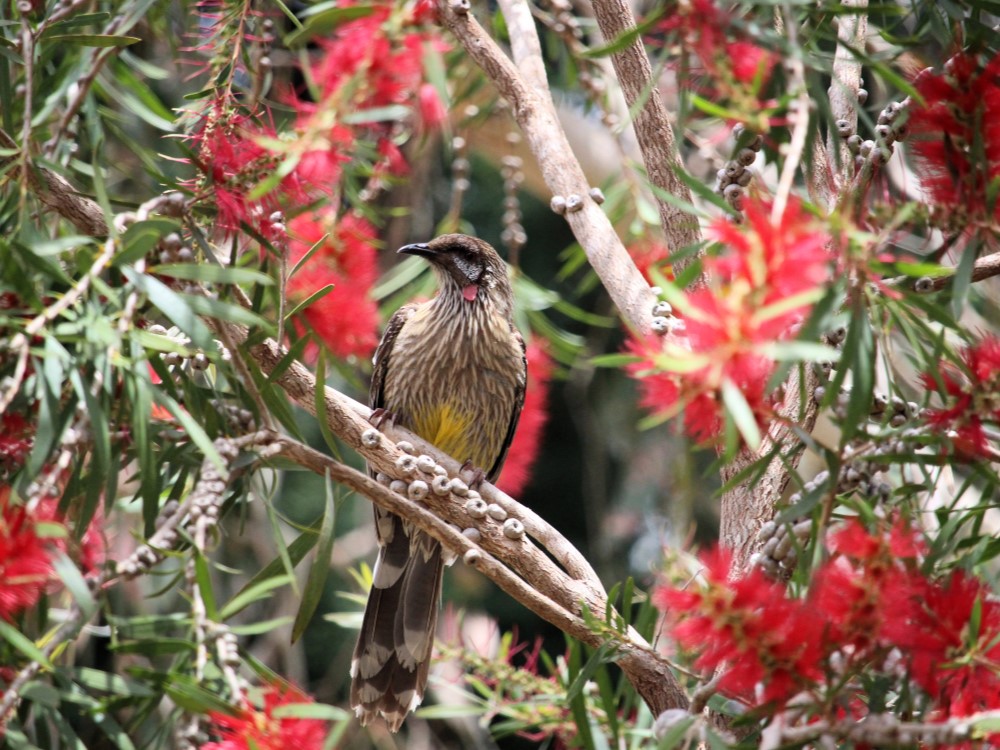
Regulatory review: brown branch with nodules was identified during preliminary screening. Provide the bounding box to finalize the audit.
[0,127,108,237]
[436,0,659,335]
[887,250,1000,292]
[588,0,704,279]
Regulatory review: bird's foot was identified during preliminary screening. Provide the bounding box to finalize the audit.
[369,408,399,430]
[460,460,486,490]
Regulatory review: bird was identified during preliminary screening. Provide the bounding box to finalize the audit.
[350,233,527,731]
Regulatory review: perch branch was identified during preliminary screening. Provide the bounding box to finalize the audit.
[249,430,688,714]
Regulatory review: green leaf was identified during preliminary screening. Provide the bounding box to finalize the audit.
[286,4,375,46]
[117,219,182,266]
[165,679,237,715]
[230,617,295,636]
[45,34,141,47]
[71,667,155,697]
[656,715,696,749]
[19,681,61,708]
[721,377,762,450]
[285,284,335,320]
[0,620,53,669]
[194,552,219,621]
[760,341,839,362]
[123,266,214,349]
[313,351,341,456]
[149,264,274,287]
[220,574,294,620]
[292,475,337,643]
[271,702,350,721]
[233,526,319,603]
[52,554,96,620]
[152,390,227,474]
[342,105,410,125]
[29,235,96,257]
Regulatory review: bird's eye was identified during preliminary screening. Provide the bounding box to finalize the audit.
[453,252,483,284]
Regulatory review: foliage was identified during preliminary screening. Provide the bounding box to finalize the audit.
[1,0,1000,748]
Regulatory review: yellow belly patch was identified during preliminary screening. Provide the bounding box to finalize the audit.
[411,402,476,462]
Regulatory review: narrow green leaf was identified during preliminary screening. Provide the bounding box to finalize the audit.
[220,574,294,620]
[45,33,141,47]
[52,554,96,620]
[721,377,762,450]
[292,476,337,643]
[272,702,350,721]
[149,263,274,286]
[71,667,155,697]
[123,266,214,349]
[0,620,53,669]
[152,390,227,474]
[194,552,219,621]
[233,525,319,602]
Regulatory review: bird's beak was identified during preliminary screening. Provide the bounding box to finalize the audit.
[398,243,435,258]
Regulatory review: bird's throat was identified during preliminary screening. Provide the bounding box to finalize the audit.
[462,284,478,302]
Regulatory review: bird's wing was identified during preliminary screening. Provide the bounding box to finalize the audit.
[369,303,417,411]
[486,325,528,484]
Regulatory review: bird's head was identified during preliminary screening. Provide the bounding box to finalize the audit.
[398,234,513,314]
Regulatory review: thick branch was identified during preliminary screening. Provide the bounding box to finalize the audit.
[589,0,703,274]
[721,366,820,573]
[888,250,1000,292]
[0,127,108,237]
[775,709,998,747]
[827,0,868,187]
[438,2,657,334]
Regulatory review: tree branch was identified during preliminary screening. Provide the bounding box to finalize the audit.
[0,127,108,237]
[588,0,703,277]
[437,1,658,335]
[827,0,868,188]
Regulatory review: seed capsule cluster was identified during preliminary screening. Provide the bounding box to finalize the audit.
[374,437,528,548]
[840,95,910,172]
[149,324,230,378]
[500,139,527,254]
[650,299,684,336]
[752,518,813,580]
[716,124,764,214]
[117,441,239,579]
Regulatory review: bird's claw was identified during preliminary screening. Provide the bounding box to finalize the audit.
[369,408,398,430]
[460,460,486,490]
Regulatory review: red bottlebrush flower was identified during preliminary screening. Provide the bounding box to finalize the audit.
[726,40,776,86]
[496,340,553,496]
[625,196,828,443]
[655,547,824,706]
[626,239,673,284]
[202,684,329,750]
[881,569,1000,719]
[657,0,774,95]
[908,52,1000,232]
[304,7,446,127]
[920,335,1000,457]
[0,488,58,620]
[417,83,447,132]
[185,103,307,239]
[706,196,829,340]
[286,210,379,360]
